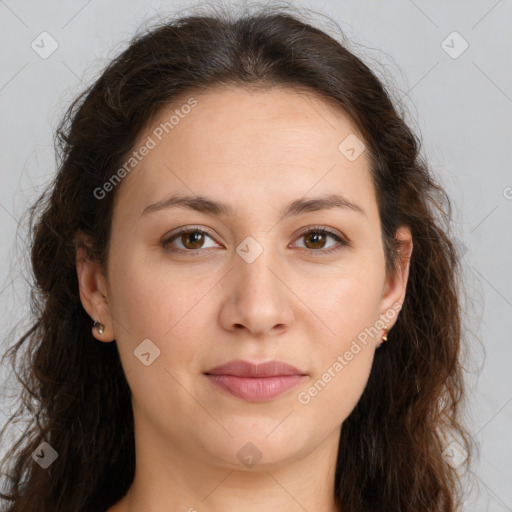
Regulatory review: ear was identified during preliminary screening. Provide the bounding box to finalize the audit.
[76,245,115,342]
[379,226,413,330]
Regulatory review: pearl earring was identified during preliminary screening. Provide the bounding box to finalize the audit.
[93,320,104,335]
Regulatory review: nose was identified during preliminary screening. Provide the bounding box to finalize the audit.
[219,250,295,338]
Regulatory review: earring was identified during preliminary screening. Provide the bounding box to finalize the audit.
[382,325,389,343]
[93,320,105,335]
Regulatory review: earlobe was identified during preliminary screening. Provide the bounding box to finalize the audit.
[76,245,114,342]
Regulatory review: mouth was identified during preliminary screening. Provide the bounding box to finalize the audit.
[204,359,308,402]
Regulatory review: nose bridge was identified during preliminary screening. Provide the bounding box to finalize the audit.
[234,236,282,301]
[222,234,293,335]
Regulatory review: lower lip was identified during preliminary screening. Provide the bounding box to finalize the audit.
[205,374,306,402]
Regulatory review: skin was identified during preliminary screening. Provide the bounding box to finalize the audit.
[77,86,412,512]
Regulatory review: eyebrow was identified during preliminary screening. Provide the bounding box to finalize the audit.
[141,193,366,218]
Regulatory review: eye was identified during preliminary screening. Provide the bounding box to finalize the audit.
[162,226,220,254]
[161,225,348,255]
[291,226,348,255]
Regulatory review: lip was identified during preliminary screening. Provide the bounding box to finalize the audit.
[204,360,307,402]
[205,360,305,377]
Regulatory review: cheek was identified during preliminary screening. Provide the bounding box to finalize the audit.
[106,253,206,420]
[108,242,205,336]
[295,267,383,421]
[107,247,217,380]
[299,346,375,431]
[303,261,384,344]
[298,280,380,425]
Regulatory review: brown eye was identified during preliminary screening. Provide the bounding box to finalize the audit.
[293,227,348,254]
[180,231,206,249]
[162,225,347,256]
[303,231,328,250]
[162,228,219,253]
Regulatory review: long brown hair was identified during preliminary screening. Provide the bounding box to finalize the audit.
[0,4,472,511]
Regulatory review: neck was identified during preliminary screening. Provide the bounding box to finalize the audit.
[111,421,341,512]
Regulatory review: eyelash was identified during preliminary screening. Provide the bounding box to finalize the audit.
[161,225,348,256]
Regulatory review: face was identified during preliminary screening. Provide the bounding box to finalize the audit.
[77,86,411,472]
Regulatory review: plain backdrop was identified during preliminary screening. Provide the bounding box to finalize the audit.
[0,0,511,510]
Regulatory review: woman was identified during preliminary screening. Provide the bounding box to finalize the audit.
[0,5,472,511]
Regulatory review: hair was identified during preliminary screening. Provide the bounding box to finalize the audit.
[0,3,473,511]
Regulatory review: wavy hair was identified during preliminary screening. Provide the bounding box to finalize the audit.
[0,4,472,511]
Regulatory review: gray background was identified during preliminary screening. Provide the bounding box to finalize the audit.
[0,0,511,510]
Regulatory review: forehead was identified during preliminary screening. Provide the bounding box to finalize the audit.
[114,86,376,220]
[143,85,360,154]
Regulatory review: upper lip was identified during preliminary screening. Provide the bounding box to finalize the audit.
[205,359,306,377]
